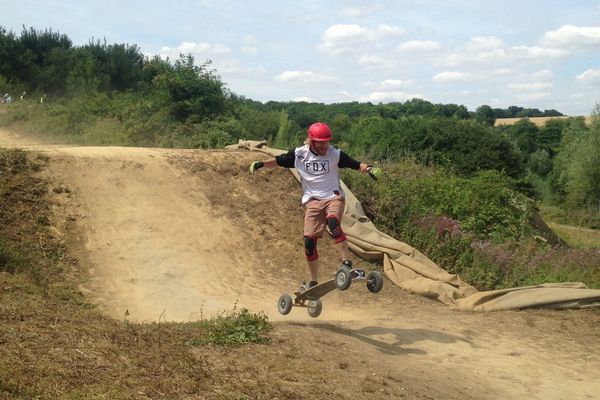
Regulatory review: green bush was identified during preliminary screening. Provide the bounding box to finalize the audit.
[186,308,271,346]
[344,160,535,243]
[343,160,600,290]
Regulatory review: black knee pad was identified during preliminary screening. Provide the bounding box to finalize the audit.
[327,217,340,233]
[304,236,318,261]
[327,216,347,243]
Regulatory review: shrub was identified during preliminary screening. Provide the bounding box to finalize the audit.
[343,160,600,290]
[185,308,272,346]
[344,160,535,243]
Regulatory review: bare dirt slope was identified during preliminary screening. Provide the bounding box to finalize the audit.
[2,128,600,400]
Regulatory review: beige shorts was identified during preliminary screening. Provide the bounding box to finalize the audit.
[303,196,345,238]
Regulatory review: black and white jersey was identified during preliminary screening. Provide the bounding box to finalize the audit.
[275,144,361,205]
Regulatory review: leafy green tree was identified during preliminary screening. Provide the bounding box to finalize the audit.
[563,108,600,208]
[538,118,567,156]
[104,43,144,91]
[0,26,73,93]
[399,118,524,177]
[528,149,552,177]
[544,109,563,117]
[453,104,470,119]
[0,27,18,80]
[235,103,280,141]
[510,119,539,155]
[550,113,600,209]
[475,105,496,127]
[273,111,301,149]
[140,55,171,86]
[67,46,106,93]
[507,106,522,117]
[345,115,398,159]
[515,108,543,117]
[493,108,507,118]
[160,55,227,122]
[331,113,352,147]
[404,98,435,116]
[432,103,469,119]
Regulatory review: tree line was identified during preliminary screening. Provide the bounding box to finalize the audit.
[1,26,598,228]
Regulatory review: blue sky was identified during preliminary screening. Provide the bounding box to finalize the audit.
[2,0,600,115]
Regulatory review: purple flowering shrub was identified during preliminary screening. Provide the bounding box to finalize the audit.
[406,214,600,290]
[343,162,600,291]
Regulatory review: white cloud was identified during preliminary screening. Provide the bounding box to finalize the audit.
[508,82,553,90]
[292,96,313,102]
[243,35,258,46]
[360,91,422,103]
[240,46,257,55]
[160,41,231,58]
[443,37,505,66]
[490,68,514,76]
[320,23,405,54]
[240,35,258,56]
[214,60,266,76]
[442,35,567,67]
[376,24,405,37]
[433,71,471,82]
[541,25,600,48]
[275,70,338,84]
[515,92,551,102]
[379,79,412,90]
[358,54,394,68]
[465,36,505,51]
[396,40,441,52]
[321,24,368,53]
[531,69,554,80]
[338,3,383,18]
[576,69,600,83]
[508,45,568,59]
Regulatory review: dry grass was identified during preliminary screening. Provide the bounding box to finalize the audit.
[494,115,592,127]
[0,148,426,400]
[0,149,267,399]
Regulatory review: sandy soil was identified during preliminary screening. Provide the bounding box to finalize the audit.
[1,128,599,400]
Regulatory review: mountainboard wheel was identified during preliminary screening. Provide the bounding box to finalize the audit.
[307,299,322,318]
[335,268,353,291]
[366,271,384,293]
[278,293,293,315]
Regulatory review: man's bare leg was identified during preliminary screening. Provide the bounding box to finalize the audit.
[337,239,353,263]
[307,259,318,282]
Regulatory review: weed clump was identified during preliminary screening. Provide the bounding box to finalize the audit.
[186,308,272,347]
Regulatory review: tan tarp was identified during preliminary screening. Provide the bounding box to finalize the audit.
[230,140,600,311]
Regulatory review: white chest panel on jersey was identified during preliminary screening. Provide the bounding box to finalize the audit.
[294,145,344,204]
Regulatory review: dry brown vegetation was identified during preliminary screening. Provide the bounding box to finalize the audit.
[2,144,600,400]
[0,149,425,400]
[494,115,592,127]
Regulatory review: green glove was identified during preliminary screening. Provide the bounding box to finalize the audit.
[249,161,264,174]
[367,166,382,180]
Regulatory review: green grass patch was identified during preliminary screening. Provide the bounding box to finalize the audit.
[0,239,26,274]
[546,222,600,249]
[186,308,272,347]
[539,203,600,231]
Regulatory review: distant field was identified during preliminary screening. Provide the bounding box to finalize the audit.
[495,115,593,127]
[548,222,600,249]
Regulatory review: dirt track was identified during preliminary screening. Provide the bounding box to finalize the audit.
[1,128,599,399]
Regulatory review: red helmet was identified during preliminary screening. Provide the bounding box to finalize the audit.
[307,122,332,142]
